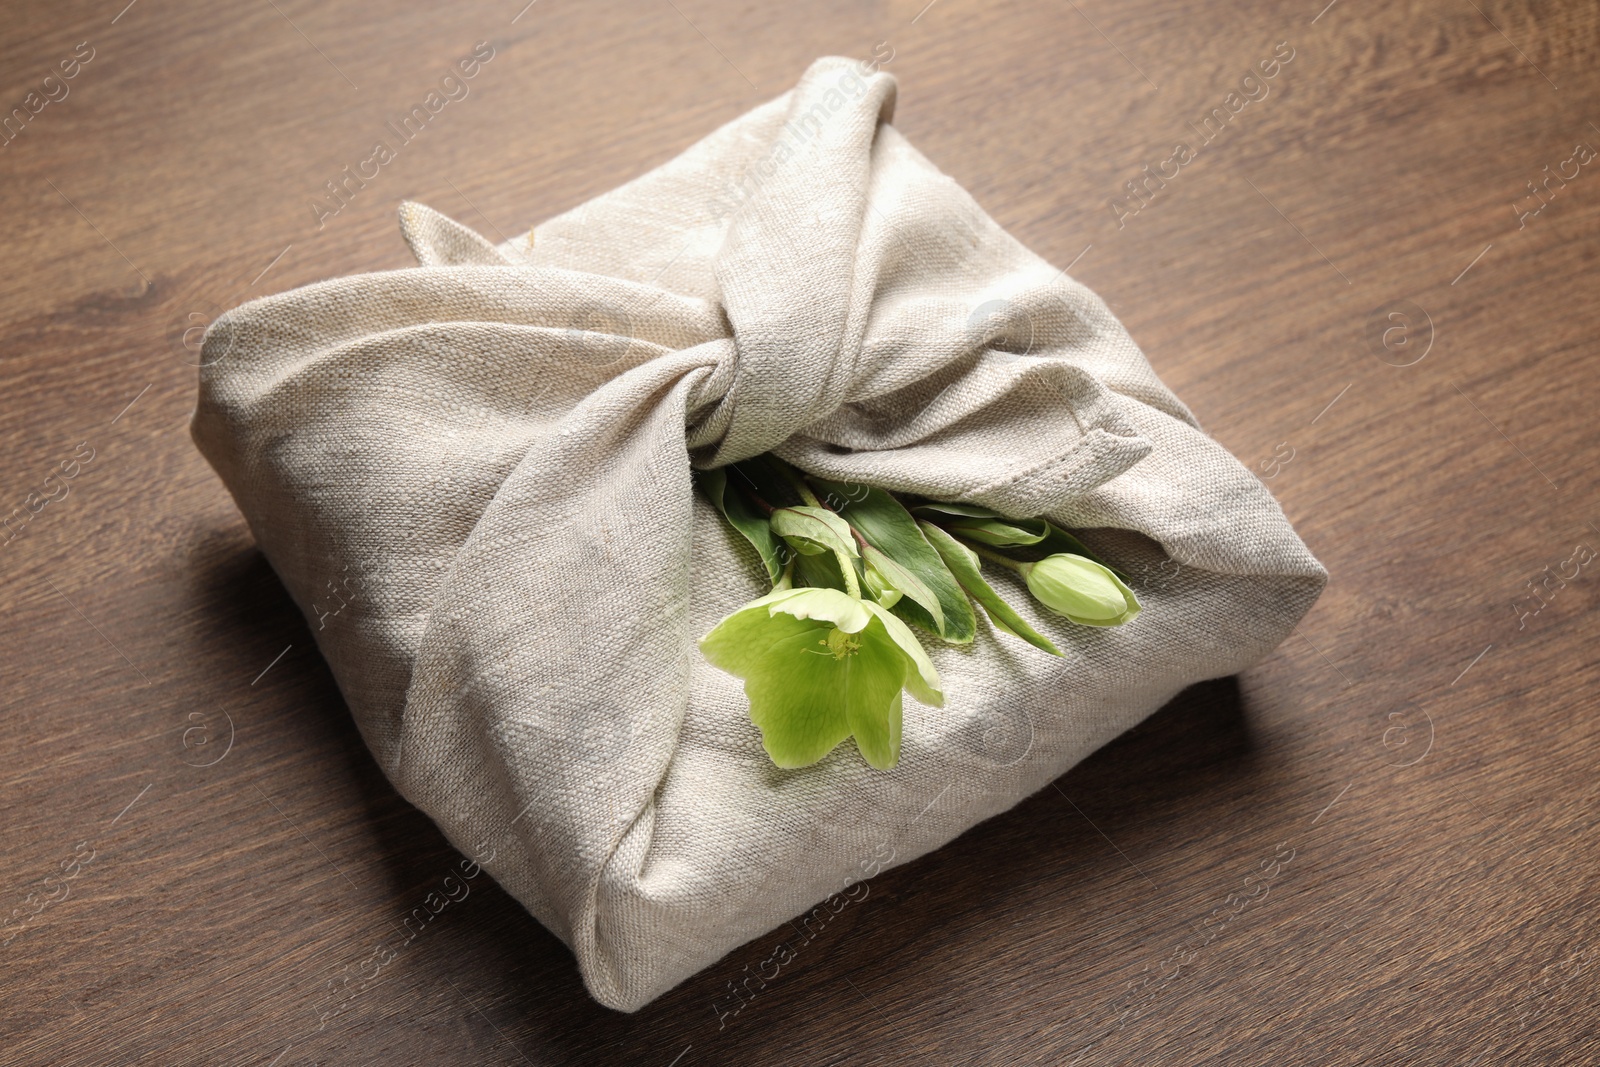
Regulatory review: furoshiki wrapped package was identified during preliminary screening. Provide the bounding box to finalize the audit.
[191,56,1325,1010]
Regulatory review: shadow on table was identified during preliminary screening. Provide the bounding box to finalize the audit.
[206,541,1259,1065]
[538,674,1261,1064]
[408,680,1255,1063]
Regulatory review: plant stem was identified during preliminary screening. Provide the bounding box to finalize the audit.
[963,539,1027,573]
[834,547,862,598]
[768,455,824,509]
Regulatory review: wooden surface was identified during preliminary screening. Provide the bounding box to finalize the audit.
[2,0,1597,1063]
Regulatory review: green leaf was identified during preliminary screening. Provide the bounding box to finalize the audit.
[812,479,976,643]
[913,501,1049,547]
[770,506,858,559]
[922,509,1132,582]
[945,516,1050,547]
[919,522,1062,657]
[861,544,943,629]
[696,468,784,584]
[915,501,1122,569]
[793,546,852,593]
[912,502,1004,520]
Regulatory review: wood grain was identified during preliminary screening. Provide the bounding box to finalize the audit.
[2,0,1598,1063]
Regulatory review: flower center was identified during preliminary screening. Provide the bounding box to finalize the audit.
[821,627,861,659]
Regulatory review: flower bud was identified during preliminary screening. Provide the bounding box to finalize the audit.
[862,563,903,608]
[1018,554,1140,626]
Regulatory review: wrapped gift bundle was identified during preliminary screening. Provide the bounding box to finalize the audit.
[191,56,1325,1011]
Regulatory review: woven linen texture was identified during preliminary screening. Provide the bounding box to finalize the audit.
[192,56,1326,1011]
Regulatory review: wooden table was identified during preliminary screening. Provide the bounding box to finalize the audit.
[3,1,1596,1063]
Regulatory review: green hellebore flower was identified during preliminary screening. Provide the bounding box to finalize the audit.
[700,586,943,770]
[1018,553,1141,627]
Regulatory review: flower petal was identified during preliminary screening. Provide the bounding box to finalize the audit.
[765,586,873,634]
[863,602,943,707]
[850,686,904,771]
[699,593,804,676]
[703,610,855,767]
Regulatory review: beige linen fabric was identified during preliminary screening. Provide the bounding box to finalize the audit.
[191,56,1325,1011]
